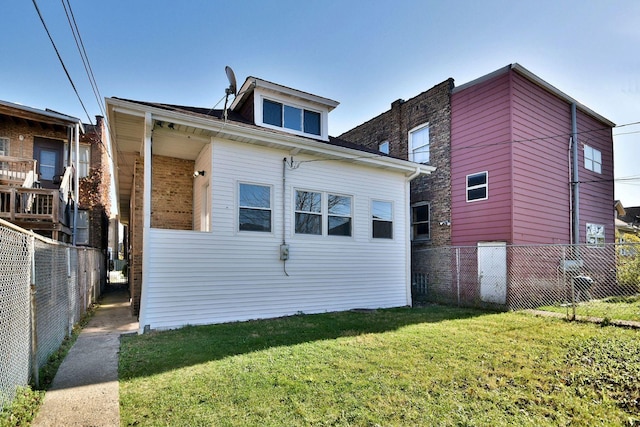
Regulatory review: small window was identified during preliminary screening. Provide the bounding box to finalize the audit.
[466,171,488,202]
[584,145,602,174]
[586,223,605,247]
[328,194,352,236]
[239,183,271,232]
[76,210,89,245]
[379,141,389,154]
[262,98,321,136]
[409,124,429,163]
[372,200,393,239]
[411,203,430,240]
[0,138,9,172]
[295,190,322,235]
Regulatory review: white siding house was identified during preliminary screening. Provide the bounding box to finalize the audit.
[107,76,434,333]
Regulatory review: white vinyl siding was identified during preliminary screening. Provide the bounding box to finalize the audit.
[140,138,410,331]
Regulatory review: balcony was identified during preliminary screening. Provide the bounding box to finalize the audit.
[0,156,74,240]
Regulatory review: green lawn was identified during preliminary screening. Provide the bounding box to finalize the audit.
[119,306,640,426]
[540,294,640,322]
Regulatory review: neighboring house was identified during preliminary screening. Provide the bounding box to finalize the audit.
[340,64,616,306]
[616,203,640,238]
[106,75,433,332]
[0,100,110,249]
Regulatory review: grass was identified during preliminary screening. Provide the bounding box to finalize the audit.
[540,294,640,322]
[119,306,640,426]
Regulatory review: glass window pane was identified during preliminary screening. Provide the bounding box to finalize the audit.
[284,105,302,131]
[328,195,351,216]
[468,187,486,201]
[372,201,392,221]
[40,150,57,180]
[296,191,321,213]
[373,220,393,239]
[415,223,429,236]
[295,212,321,234]
[263,99,282,127]
[414,205,429,222]
[328,216,351,236]
[379,141,389,154]
[467,172,486,187]
[240,184,270,208]
[304,110,321,135]
[239,208,271,232]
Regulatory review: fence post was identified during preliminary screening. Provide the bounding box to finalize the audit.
[456,248,461,306]
[29,235,39,389]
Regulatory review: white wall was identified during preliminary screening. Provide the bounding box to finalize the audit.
[140,138,410,331]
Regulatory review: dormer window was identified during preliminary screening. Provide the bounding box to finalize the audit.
[263,99,321,136]
[231,77,338,142]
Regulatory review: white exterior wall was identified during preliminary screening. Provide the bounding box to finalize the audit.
[140,137,410,331]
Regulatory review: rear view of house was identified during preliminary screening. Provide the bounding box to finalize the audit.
[107,73,433,332]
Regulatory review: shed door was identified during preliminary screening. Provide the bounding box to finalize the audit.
[478,242,507,304]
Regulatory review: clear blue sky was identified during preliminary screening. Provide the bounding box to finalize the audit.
[2,1,639,206]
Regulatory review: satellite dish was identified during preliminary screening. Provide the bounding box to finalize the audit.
[223,66,237,122]
[225,66,237,96]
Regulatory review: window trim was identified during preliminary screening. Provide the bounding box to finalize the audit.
[408,123,430,164]
[411,202,430,240]
[466,171,488,202]
[371,199,394,240]
[584,144,602,174]
[238,182,273,233]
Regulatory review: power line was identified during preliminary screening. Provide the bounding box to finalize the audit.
[32,0,93,125]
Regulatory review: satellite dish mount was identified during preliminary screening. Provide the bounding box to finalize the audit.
[223,66,237,122]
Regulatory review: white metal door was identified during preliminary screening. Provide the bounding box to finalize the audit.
[478,242,507,304]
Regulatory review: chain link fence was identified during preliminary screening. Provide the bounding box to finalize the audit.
[413,243,640,322]
[0,219,104,412]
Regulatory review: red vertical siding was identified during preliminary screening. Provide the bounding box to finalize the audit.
[510,72,572,244]
[451,72,513,246]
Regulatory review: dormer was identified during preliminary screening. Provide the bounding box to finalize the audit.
[230,77,339,141]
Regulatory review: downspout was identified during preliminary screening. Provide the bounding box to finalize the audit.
[404,166,421,306]
[139,112,153,333]
[73,122,80,246]
[571,103,580,247]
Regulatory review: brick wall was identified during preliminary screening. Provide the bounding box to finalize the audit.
[339,79,454,271]
[151,155,194,230]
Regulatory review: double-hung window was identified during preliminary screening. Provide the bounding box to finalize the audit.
[295,190,322,235]
[76,210,89,245]
[239,183,272,232]
[372,200,393,239]
[466,171,488,202]
[295,190,352,236]
[263,99,321,136]
[409,124,429,163]
[0,138,9,172]
[64,143,91,178]
[328,194,352,236]
[411,202,430,240]
[584,145,602,174]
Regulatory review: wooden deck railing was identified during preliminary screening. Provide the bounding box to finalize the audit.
[0,156,37,187]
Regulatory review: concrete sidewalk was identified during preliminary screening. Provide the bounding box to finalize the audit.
[32,288,138,427]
